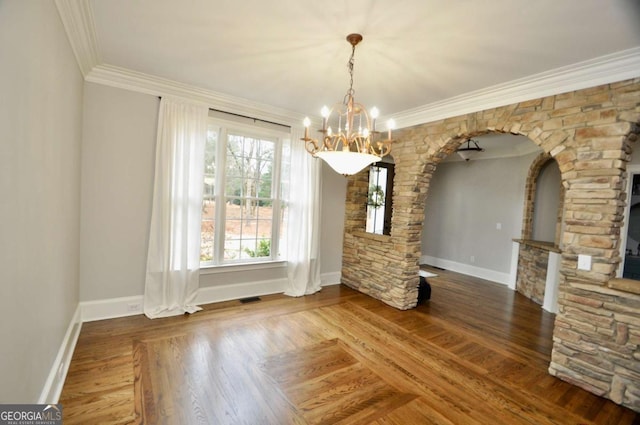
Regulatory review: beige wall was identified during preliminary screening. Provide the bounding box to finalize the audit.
[0,1,83,402]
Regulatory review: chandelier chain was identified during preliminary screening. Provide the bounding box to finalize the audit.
[344,44,356,102]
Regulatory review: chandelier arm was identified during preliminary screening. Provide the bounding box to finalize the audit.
[304,139,319,155]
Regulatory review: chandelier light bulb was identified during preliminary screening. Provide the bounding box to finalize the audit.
[303,116,311,138]
[387,118,395,130]
[387,119,395,140]
[370,107,379,119]
[320,106,329,130]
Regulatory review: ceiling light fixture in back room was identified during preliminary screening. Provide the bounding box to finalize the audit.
[301,33,395,176]
[456,138,484,161]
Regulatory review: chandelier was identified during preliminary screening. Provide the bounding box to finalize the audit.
[302,33,394,175]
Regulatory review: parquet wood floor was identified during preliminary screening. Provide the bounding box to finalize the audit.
[60,268,640,424]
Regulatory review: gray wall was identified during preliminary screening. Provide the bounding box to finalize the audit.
[422,152,538,275]
[80,83,158,300]
[80,83,345,301]
[532,160,561,242]
[0,2,83,402]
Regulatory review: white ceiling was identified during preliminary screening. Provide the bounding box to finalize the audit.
[75,0,640,123]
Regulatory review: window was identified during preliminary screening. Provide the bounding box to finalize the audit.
[620,168,640,279]
[366,161,394,235]
[201,119,289,266]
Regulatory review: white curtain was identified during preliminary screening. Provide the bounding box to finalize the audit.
[284,128,322,296]
[144,97,208,319]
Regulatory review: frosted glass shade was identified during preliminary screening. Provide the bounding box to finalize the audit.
[315,151,380,175]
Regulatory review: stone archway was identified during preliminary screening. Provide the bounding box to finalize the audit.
[341,79,640,411]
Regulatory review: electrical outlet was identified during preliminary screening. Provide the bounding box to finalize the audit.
[127,302,141,312]
[470,255,475,263]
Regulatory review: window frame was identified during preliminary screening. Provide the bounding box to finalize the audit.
[618,164,640,278]
[366,161,394,236]
[201,117,288,268]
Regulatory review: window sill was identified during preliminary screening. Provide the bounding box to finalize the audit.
[608,278,640,295]
[353,230,391,242]
[200,260,287,275]
[513,239,560,253]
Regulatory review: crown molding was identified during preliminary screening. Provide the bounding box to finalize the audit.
[392,47,640,129]
[86,64,306,127]
[87,48,640,132]
[55,0,100,76]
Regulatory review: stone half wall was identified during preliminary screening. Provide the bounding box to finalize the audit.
[340,78,640,411]
[516,242,552,305]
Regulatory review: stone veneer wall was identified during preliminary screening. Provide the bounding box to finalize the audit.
[341,79,640,411]
[516,243,550,305]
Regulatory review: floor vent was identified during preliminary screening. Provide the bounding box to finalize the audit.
[239,296,262,304]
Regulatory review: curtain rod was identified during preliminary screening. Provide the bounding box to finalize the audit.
[208,108,291,129]
[156,96,291,129]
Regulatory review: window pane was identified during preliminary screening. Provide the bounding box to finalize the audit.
[201,199,216,262]
[240,239,256,259]
[366,165,387,235]
[224,237,240,261]
[225,199,242,219]
[204,127,217,192]
[253,239,271,258]
[225,219,242,239]
[225,177,244,197]
[256,219,272,238]
[201,127,218,262]
[278,203,288,259]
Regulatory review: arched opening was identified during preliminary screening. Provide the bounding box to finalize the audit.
[421,133,542,285]
[516,155,564,311]
[532,160,563,244]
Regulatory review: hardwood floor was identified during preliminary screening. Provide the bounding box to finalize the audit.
[60,269,639,424]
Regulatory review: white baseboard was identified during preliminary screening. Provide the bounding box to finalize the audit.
[38,305,82,404]
[196,271,342,305]
[420,255,511,286]
[79,270,343,322]
[80,295,144,322]
[196,278,288,305]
